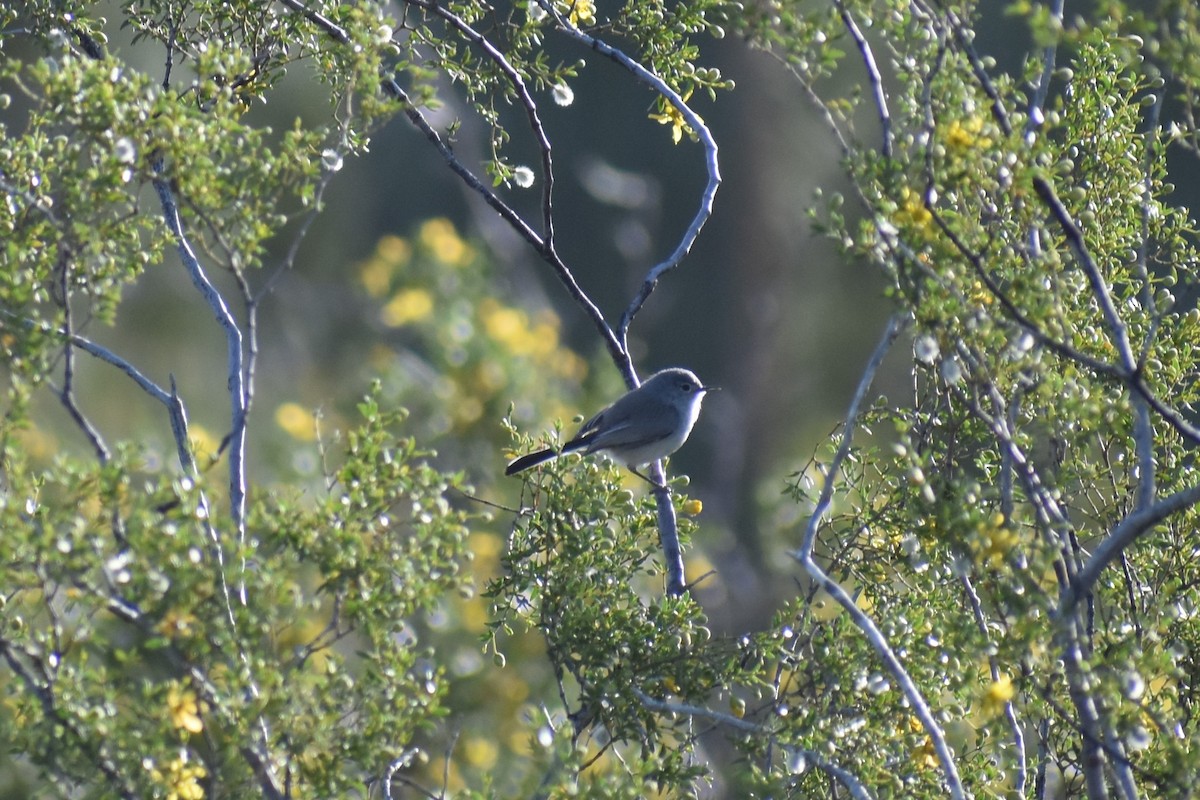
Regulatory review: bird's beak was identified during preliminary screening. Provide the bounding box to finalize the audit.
[702,385,720,394]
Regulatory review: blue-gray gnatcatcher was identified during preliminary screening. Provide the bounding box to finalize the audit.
[505,367,717,480]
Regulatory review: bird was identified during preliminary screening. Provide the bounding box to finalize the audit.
[505,367,717,484]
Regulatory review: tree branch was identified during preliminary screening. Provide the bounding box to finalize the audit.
[835,0,892,157]
[1059,480,1200,616]
[793,314,967,799]
[152,162,248,550]
[633,688,874,799]
[538,8,721,365]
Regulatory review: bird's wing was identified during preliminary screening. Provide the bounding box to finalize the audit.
[565,405,677,454]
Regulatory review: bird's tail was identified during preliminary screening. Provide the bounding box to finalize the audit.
[505,447,559,475]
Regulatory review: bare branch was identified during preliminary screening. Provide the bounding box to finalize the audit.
[961,575,1026,797]
[793,314,967,799]
[0,637,139,799]
[633,688,875,799]
[835,0,892,157]
[54,253,109,463]
[1031,176,1137,373]
[1059,480,1200,616]
[152,163,248,547]
[633,687,765,734]
[650,473,687,596]
[1025,0,1064,137]
[275,0,350,43]
[381,78,625,368]
[538,13,720,362]
[406,0,558,248]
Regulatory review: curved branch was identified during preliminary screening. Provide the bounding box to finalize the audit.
[792,314,966,799]
[633,688,875,799]
[152,165,248,546]
[1031,175,1137,373]
[835,0,892,157]
[382,79,624,366]
[534,1,721,370]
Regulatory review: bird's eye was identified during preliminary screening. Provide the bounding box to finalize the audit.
[679,381,694,392]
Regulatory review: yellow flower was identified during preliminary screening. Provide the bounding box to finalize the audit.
[893,187,935,239]
[275,402,318,442]
[975,513,1019,569]
[945,116,993,151]
[157,610,199,639]
[359,236,413,297]
[982,674,1015,716]
[188,424,220,465]
[462,735,499,769]
[148,751,207,800]
[167,684,205,734]
[377,233,413,265]
[649,89,698,144]
[381,288,435,327]
[681,498,703,515]
[967,279,994,307]
[418,218,474,266]
[911,736,938,769]
[566,0,596,26]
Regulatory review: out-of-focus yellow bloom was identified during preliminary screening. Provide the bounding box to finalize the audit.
[188,425,220,464]
[157,610,199,639]
[275,402,318,442]
[730,696,747,718]
[453,395,484,427]
[167,685,205,734]
[893,187,935,238]
[13,424,57,460]
[462,735,499,769]
[149,751,207,800]
[480,299,559,359]
[359,236,412,296]
[377,233,412,265]
[976,513,1019,568]
[550,350,588,380]
[982,674,1015,716]
[911,736,938,769]
[469,531,503,576]
[381,288,435,327]
[460,595,489,633]
[681,498,703,516]
[419,218,474,266]
[968,279,994,306]
[945,116,993,150]
[684,551,715,587]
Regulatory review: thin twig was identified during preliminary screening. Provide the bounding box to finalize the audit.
[961,575,1026,798]
[406,0,558,248]
[1059,480,1200,615]
[1031,176,1137,373]
[651,473,687,596]
[382,78,624,367]
[54,251,110,462]
[0,638,139,799]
